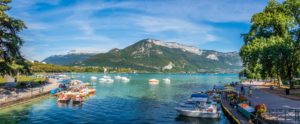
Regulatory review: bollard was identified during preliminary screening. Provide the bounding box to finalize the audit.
[285,89,290,95]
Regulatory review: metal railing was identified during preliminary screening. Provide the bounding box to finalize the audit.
[0,85,47,104]
[264,108,300,124]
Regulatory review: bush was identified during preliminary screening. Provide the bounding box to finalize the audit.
[255,104,267,114]
[16,76,47,87]
[238,95,248,103]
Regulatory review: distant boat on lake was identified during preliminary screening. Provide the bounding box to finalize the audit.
[149,79,159,84]
[163,78,171,84]
[99,76,114,83]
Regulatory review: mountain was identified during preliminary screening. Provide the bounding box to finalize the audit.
[43,52,97,66]
[74,39,242,73]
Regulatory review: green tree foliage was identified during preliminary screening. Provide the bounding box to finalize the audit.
[240,0,300,88]
[29,62,135,73]
[0,0,29,76]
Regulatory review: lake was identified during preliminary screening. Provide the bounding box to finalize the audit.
[0,73,239,124]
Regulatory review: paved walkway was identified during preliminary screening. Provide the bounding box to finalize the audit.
[0,78,58,105]
[237,86,300,109]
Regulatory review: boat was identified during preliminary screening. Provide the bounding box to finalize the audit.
[175,93,221,118]
[99,76,114,83]
[114,76,122,80]
[120,77,130,83]
[70,80,83,86]
[163,78,171,84]
[91,76,97,80]
[149,79,159,84]
[87,88,96,94]
[72,95,82,104]
[114,76,130,83]
[84,82,93,86]
[58,94,71,103]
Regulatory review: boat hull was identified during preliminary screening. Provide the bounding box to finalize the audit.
[175,107,220,118]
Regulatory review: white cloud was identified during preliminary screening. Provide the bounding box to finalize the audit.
[26,22,52,30]
[11,0,269,60]
[132,15,218,45]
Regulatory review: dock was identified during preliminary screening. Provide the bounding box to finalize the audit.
[221,98,252,124]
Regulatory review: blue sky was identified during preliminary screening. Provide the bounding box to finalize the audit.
[9,0,271,61]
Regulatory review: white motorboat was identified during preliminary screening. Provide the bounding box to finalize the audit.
[175,93,221,118]
[90,76,97,80]
[114,76,122,80]
[114,76,130,83]
[120,77,130,83]
[163,78,171,84]
[99,76,114,83]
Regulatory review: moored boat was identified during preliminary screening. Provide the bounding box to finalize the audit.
[90,76,97,80]
[58,94,71,103]
[163,78,171,84]
[175,93,221,118]
[72,95,82,104]
[99,76,114,83]
[149,79,159,84]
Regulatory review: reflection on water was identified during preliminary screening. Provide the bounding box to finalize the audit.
[0,73,237,124]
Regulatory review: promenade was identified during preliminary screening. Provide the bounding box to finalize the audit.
[236,85,300,123]
[0,78,59,108]
[239,86,300,109]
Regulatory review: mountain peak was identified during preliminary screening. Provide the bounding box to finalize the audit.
[67,50,100,55]
[144,39,203,55]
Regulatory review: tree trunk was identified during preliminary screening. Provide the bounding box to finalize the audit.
[289,78,294,89]
[277,77,282,88]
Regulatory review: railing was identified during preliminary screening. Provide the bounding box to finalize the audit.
[264,108,300,124]
[0,85,48,105]
[250,108,300,124]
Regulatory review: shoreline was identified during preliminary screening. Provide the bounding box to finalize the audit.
[0,92,51,109]
[0,78,58,109]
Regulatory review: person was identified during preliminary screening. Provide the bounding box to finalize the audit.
[14,77,17,83]
[248,86,253,97]
[241,85,245,96]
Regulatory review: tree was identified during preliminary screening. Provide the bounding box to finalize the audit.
[240,0,300,88]
[0,0,28,76]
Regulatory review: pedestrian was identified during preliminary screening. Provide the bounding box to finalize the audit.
[241,85,245,96]
[14,77,17,83]
[248,86,253,97]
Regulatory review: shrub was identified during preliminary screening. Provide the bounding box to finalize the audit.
[255,104,267,114]
[238,95,248,103]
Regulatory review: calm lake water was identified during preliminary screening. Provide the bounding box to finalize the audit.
[0,73,239,124]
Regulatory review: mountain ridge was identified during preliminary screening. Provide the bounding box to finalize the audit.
[43,39,242,73]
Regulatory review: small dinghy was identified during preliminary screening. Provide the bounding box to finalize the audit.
[149,79,159,84]
[175,93,221,118]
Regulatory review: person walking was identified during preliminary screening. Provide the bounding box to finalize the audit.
[248,86,253,97]
[241,85,245,96]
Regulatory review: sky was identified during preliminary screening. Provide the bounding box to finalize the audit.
[8,0,272,61]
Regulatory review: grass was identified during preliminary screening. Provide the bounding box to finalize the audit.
[0,77,6,84]
[0,76,47,84]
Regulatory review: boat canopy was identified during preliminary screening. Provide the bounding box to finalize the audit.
[190,93,208,102]
[191,93,208,98]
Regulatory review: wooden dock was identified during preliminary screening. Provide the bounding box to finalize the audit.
[221,98,252,124]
